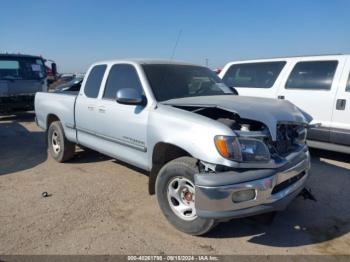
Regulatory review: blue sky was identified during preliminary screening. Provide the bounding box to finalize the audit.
[1,0,349,72]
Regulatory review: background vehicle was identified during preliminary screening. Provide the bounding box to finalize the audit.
[0,53,57,112]
[54,75,84,92]
[219,54,350,154]
[57,73,76,83]
[46,60,58,85]
[35,59,310,235]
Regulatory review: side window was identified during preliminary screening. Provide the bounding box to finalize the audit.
[103,64,143,99]
[84,65,106,98]
[346,73,350,92]
[222,61,286,88]
[286,61,338,90]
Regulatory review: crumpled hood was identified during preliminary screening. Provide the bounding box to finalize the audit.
[162,95,312,140]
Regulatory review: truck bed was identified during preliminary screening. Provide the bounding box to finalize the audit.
[35,92,78,142]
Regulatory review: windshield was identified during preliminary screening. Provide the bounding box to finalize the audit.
[0,56,46,80]
[142,64,233,101]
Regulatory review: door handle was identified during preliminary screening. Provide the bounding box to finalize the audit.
[336,99,346,110]
[98,106,106,113]
[278,95,285,100]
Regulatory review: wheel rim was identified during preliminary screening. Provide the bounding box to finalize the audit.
[51,130,61,154]
[167,177,197,221]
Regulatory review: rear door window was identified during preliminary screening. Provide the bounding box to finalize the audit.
[285,61,338,90]
[222,61,286,88]
[84,64,107,98]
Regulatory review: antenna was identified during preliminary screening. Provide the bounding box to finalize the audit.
[154,29,183,110]
[170,29,182,60]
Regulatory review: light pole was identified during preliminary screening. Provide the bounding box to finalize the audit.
[205,58,209,67]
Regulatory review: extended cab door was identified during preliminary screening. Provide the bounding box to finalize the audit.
[93,63,149,170]
[75,64,107,149]
[330,57,350,146]
[276,57,346,142]
[219,60,287,98]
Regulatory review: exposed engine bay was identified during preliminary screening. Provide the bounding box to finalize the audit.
[162,94,311,142]
[174,106,307,158]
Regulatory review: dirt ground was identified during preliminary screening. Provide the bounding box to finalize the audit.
[0,112,349,255]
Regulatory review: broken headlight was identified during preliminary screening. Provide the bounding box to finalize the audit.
[215,136,270,162]
[295,126,307,145]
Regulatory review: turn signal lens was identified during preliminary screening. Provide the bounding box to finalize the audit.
[214,135,270,162]
[214,137,230,158]
[214,136,239,159]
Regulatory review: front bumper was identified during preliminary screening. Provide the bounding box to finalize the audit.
[194,149,310,219]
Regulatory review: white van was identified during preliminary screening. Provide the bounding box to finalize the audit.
[219,54,350,153]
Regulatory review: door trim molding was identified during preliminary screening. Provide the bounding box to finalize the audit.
[76,126,147,152]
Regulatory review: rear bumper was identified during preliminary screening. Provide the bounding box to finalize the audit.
[194,149,310,219]
[0,95,35,111]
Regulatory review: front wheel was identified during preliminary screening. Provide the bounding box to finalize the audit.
[155,157,215,235]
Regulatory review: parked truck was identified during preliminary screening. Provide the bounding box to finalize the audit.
[0,53,57,112]
[35,59,311,235]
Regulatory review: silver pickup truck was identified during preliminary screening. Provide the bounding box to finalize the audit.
[35,59,311,235]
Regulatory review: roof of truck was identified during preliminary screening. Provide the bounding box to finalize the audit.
[0,53,43,59]
[225,54,350,64]
[93,58,198,66]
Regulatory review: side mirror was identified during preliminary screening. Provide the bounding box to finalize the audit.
[116,88,143,105]
[51,63,57,76]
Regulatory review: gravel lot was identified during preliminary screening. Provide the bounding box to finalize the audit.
[0,112,350,255]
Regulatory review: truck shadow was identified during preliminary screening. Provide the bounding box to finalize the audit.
[0,111,36,122]
[0,120,47,176]
[206,149,350,249]
[68,148,111,164]
[67,148,148,177]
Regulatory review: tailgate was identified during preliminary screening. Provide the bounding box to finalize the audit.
[0,80,44,97]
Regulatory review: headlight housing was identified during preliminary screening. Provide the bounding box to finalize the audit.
[214,135,270,162]
[294,126,307,145]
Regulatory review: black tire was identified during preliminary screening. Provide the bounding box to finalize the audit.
[156,156,216,235]
[48,121,75,162]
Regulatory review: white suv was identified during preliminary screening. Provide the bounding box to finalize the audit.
[219,54,350,154]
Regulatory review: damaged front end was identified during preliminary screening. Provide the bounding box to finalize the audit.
[170,105,309,170]
[162,97,312,219]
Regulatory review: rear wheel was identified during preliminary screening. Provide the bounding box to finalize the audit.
[48,121,75,162]
[156,157,216,235]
